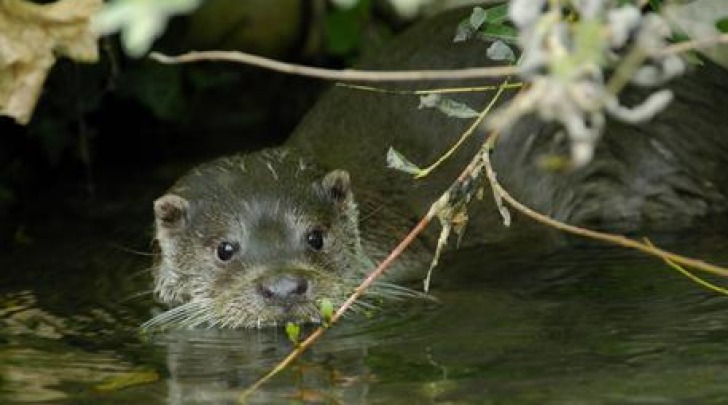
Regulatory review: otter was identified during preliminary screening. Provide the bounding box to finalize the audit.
[147,9,728,329]
[148,149,427,329]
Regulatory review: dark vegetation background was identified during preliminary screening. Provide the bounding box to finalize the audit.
[0,0,424,251]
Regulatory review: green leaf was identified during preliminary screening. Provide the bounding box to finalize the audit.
[318,298,334,325]
[717,17,728,33]
[386,147,423,175]
[325,0,370,55]
[476,23,519,44]
[418,94,479,119]
[454,4,511,43]
[648,0,662,12]
[285,322,300,345]
[482,3,510,24]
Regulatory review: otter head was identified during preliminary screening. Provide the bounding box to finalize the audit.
[147,149,372,329]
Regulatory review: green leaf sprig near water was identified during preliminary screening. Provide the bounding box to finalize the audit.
[285,322,301,346]
[318,298,334,327]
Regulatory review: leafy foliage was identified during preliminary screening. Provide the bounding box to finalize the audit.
[93,0,201,58]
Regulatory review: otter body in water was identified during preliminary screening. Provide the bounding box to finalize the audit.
[149,9,728,328]
[150,150,424,328]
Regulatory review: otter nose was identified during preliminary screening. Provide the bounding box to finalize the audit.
[257,275,309,302]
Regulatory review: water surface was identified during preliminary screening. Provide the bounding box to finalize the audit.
[2,214,728,404]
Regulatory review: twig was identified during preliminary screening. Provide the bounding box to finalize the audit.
[481,135,728,278]
[659,33,728,56]
[496,182,728,277]
[414,76,514,179]
[336,82,523,95]
[644,239,728,295]
[150,51,519,82]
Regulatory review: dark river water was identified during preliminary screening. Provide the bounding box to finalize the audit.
[2,190,728,404]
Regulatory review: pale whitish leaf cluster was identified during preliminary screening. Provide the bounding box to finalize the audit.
[492,0,689,167]
[486,40,516,62]
[418,93,480,118]
[93,0,201,58]
[454,4,517,58]
[387,146,422,175]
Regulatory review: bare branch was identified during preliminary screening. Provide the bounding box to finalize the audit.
[481,135,728,279]
[150,51,519,82]
[659,33,728,56]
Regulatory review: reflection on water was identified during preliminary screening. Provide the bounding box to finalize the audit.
[2,227,728,403]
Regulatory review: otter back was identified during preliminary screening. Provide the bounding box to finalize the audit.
[290,7,728,239]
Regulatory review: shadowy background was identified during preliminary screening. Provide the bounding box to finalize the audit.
[0,0,457,251]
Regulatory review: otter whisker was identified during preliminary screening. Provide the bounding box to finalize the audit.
[107,242,156,257]
[368,282,434,301]
[141,299,214,330]
[128,266,155,281]
[190,309,220,329]
[119,289,155,304]
[349,299,377,311]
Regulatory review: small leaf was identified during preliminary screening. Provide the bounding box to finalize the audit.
[482,3,510,24]
[386,147,423,175]
[285,322,300,345]
[453,19,474,42]
[455,4,510,43]
[476,24,519,44]
[469,7,487,30]
[486,40,516,62]
[418,94,479,119]
[325,0,369,55]
[318,298,334,325]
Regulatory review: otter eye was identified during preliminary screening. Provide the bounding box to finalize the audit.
[216,241,238,262]
[306,229,325,251]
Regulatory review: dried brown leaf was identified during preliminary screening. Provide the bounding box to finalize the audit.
[0,0,101,124]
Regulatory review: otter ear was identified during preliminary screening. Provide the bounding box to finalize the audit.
[154,194,190,230]
[321,170,352,204]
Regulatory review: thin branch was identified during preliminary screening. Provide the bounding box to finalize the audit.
[336,82,523,95]
[481,135,728,278]
[644,239,728,295]
[150,51,519,82]
[414,77,514,179]
[496,183,728,277]
[659,33,728,56]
